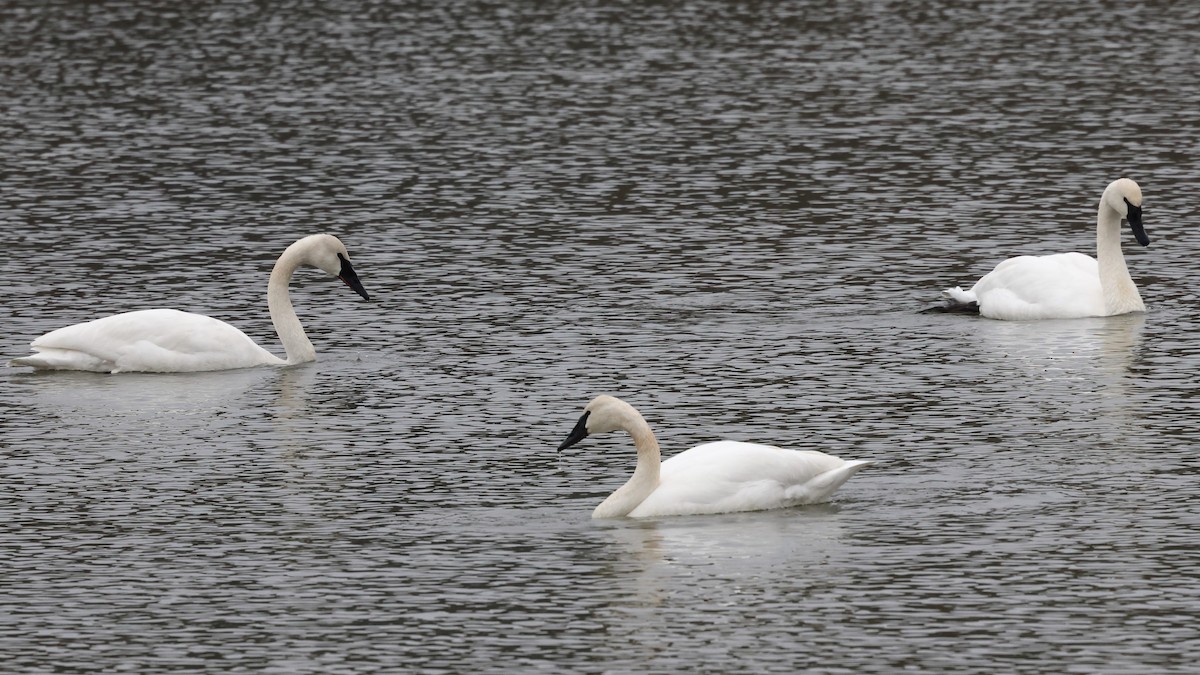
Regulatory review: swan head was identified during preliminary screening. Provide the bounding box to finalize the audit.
[1104,178,1149,247]
[557,395,641,451]
[290,234,371,300]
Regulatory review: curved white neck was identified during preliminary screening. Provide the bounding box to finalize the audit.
[1096,199,1144,315]
[592,417,662,518]
[267,246,316,364]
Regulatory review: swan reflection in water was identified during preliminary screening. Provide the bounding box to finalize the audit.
[965,313,1147,450]
[978,313,1144,379]
[589,508,852,664]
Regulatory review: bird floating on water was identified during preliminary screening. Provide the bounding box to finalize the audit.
[558,395,873,518]
[937,178,1149,320]
[10,233,370,373]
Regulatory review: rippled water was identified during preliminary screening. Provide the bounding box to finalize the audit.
[3,1,1200,672]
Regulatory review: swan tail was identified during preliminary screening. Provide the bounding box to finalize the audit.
[922,287,980,314]
[9,349,115,372]
[786,459,874,504]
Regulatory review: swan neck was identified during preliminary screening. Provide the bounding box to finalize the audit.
[629,423,662,483]
[1095,199,1143,315]
[267,246,315,364]
[593,416,662,518]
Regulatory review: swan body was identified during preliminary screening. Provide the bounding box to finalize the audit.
[941,178,1149,320]
[558,395,873,519]
[10,234,369,373]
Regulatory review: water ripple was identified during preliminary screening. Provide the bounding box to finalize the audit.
[4,1,1200,672]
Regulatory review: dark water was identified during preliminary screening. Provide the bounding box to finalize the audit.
[3,1,1200,672]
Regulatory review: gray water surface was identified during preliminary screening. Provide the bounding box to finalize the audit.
[3,1,1200,672]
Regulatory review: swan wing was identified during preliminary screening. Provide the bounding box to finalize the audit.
[629,441,871,517]
[970,252,1105,320]
[13,309,281,372]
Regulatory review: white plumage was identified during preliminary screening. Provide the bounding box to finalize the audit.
[10,234,369,373]
[942,178,1149,320]
[558,395,873,519]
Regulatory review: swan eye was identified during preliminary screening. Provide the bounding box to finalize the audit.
[1123,198,1142,219]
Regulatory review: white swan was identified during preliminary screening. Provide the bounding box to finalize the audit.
[940,178,1149,320]
[557,395,873,519]
[10,233,370,373]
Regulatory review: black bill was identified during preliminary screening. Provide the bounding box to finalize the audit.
[1124,198,1150,247]
[337,253,371,300]
[557,411,591,451]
